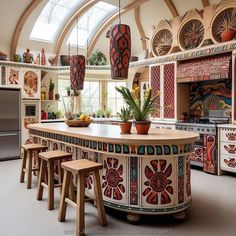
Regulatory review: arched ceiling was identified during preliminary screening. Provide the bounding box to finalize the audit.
[0,0,222,63]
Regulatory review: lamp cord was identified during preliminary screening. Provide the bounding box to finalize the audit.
[76,17,79,55]
[119,0,121,24]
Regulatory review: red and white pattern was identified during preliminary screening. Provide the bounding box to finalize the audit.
[102,155,127,204]
[151,65,161,118]
[177,54,231,83]
[141,157,175,207]
[163,63,175,119]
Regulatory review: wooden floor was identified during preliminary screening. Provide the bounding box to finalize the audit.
[0,159,236,236]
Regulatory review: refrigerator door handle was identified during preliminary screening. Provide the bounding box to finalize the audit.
[0,133,18,137]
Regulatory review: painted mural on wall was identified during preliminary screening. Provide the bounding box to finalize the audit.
[6,67,20,85]
[21,69,40,99]
[189,79,232,116]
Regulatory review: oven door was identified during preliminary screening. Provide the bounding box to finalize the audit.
[190,134,204,167]
[203,135,217,174]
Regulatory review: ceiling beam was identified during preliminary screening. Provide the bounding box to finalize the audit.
[164,0,178,18]
[10,0,43,60]
[88,0,150,57]
[201,0,210,7]
[53,0,99,61]
[134,6,147,50]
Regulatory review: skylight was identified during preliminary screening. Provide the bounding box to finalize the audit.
[30,0,85,42]
[67,1,117,47]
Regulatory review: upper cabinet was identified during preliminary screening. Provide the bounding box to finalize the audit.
[150,62,176,120]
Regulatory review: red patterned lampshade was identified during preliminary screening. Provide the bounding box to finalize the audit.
[109,24,131,80]
[70,55,85,90]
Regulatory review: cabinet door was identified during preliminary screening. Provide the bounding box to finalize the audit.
[163,63,175,119]
[150,65,161,118]
[234,56,236,123]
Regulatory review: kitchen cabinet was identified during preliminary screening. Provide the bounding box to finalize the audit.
[150,62,176,120]
[218,124,236,173]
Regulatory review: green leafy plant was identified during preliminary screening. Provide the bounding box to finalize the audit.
[88,49,107,65]
[118,107,132,122]
[115,86,159,121]
[105,108,112,118]
[65,86,70,91]
[49,79,54,91]
[96,109,105,117]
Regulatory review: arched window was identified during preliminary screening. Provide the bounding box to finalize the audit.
[67,1,117,47]
[30,0,85,42]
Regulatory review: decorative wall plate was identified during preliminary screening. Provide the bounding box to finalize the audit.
[212,8,236,43]
[151,29,173,56]
[179,19,204,50]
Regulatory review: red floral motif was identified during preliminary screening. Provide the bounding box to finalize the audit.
[226,133,236,141]
[224,158,236,168]
[102,157,125,200]
[143,160,173,205]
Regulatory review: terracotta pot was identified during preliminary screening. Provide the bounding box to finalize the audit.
[221,30,236,42]
[49,90,54,100]
[120,122,132,134]
[135,121,151,135]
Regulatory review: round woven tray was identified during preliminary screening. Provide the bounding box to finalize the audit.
[65,119,92,127]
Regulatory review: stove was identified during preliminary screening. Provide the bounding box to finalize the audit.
[176,117,229,135]
[176,117,229,174]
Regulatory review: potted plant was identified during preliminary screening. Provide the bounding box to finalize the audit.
[65,86,71,96]
[49,79,54,100]
[118,107,132,134]
[115,86,159,134]
[105,108,112,118]
[219,19,236,42]
[87,49,107,65]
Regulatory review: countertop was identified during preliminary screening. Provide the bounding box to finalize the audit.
[28,123,199,145]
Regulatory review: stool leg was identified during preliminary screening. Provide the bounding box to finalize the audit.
[69,175,76,202]
[93,170,107,226]
[76,173,85,236]
[27,151,32,189]
[48,161,54,210]
[37,159,47,200]
[58,160,63,194]
[37,152,41,179]
[19,150,27,183]
[58,170,71,222]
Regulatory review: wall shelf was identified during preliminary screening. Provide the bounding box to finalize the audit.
[41,100,61,102]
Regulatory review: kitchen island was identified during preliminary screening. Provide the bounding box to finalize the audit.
[28,123,198,221]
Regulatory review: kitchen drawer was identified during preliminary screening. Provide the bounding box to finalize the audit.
[220,142,236,156]
[220,154,236,173]
[220,129,236,142]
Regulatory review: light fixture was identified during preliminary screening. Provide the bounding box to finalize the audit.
[70,17,85,91]
[109,0,131,80]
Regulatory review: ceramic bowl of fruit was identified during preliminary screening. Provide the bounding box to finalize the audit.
[65,114,92,127]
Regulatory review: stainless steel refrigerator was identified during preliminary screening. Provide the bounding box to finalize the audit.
[0,88,21,160]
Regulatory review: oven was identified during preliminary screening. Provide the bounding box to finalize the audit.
[176,122,218,174]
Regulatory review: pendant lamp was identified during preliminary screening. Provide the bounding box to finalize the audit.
[70,55,85,90]
[109,0,131,80]
[70,18,85,91]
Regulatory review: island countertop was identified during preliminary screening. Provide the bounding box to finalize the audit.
[28,123,199,145]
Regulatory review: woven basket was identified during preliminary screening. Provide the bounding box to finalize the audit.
[65,119,92,127]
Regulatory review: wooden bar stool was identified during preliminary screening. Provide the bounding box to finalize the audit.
[36,150,75,211]
[20,144,48,189]
[58,159,107,236]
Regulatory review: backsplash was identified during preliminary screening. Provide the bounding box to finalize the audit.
[189,79,232,118]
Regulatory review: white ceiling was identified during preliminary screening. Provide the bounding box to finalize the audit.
[0,0,223,59]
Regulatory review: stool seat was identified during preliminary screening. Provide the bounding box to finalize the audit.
[39,150,72,161]
[20,144,47,189]
[59,159,107,236]
[61,159,103,174]
[22,144,47,151]
[37,150,74,211]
